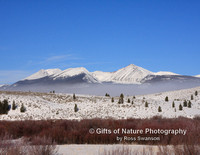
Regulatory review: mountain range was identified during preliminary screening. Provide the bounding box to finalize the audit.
[1,64,200,95]
[22,64,180,84]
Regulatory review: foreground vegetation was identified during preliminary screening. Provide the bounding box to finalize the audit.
[0,117,199,145]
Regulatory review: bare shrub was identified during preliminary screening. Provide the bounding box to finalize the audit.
[101,146,132,155]
[173,144,200,155]
[27,136,58,155]
[158,144,200,155]
[0,135,58,155]
[158,145,174,155]
[0,117,200,145]
[0,134,22,155]
[100,145,158,155]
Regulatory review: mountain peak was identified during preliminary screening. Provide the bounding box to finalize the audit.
[52,67,88,78]
[52,67,99,83]
[107,64,153,84]
[125,64,137,68]
[54,67,89,78]
[24,68,61,80]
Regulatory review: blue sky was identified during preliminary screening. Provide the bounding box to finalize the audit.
[0,0,200,84]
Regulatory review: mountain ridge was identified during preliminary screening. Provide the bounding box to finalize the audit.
[21,64,180,84]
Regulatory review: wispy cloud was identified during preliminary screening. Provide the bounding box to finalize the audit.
[59,61,112,70]
[26,54,82,68]
[40,54,82,64]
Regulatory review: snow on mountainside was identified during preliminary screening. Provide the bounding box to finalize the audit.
[20,64,196,84]
[51,67,99,83]
[93,64,154,83]
[195,75,200,78]
[92,71,113,82]
[154,71,179,76]
[108,64,153,84]
[24,69,61,80]
[93,65,179,84]
[0,86,200,120]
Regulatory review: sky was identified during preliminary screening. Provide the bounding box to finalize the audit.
[0,0,200,84]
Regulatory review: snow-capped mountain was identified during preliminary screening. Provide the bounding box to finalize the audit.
[22,65,181,84]
[24,69,61,80]
[10,64,200,85]
[92,65,179,84]
[22,64,155,84]
[195,75,200,78]
[105,64,153,84]
[92,64,153,84]
[51,67,99,83]
[2,64,200,94]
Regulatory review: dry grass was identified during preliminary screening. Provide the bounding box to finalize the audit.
[0,135,58,155]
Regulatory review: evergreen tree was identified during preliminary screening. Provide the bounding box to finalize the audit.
[158,106,162,112]
[105,93,110,97]
[191,95,194,100]
[111,97,114,103]
[179,104,183,111]
[145,101,148,108]
[20,103,26,113]
[195,91,198,96]
[12,101,17,110]
[0,99,10,114]
[183,100,187,107]
[127,98,130,103]
[165,96,169,102]
[188,101,192,108]
[131,101,134,105]
[118,98,123,104]
[118,93,124,104]
[73,93,76,100]
[52,90,55,93]
[172,101,175,108]
[133,96,136,99]
[74,104,78,112]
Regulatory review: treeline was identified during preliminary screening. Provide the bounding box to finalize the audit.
[0,117,200,145]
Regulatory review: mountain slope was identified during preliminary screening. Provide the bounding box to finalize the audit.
[24,69,61,80]
[51,67,99,83]
[20,64,183,84]
[2,64,200,95]
[92,71,113,82]
[107,64,153,84]
[11,67,100,91]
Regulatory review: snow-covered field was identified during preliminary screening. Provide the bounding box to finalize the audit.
[0,86,200,120]
[57,144,164,155]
